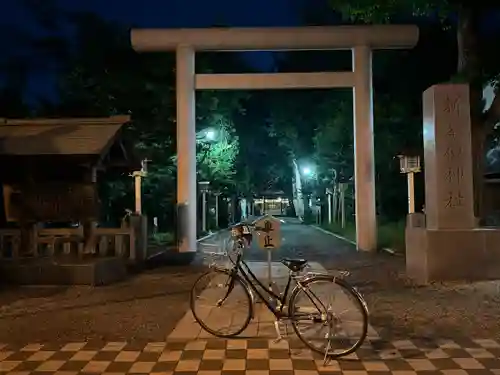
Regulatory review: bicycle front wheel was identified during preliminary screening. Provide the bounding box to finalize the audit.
[190,268,253,338]
[288,275,368,357]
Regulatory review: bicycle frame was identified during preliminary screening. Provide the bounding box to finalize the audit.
[228,250,298,318]
[220,225,331,321]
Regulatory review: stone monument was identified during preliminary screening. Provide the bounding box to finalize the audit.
[423,84,475,229]
[406,83,500,284]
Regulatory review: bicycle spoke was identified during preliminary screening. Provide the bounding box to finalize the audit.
[290,276,368,357]
[191,269,252,338]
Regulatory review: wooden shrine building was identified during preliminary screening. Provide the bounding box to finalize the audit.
[0,116,142,285]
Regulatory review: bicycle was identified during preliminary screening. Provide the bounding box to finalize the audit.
[190,221,369,359]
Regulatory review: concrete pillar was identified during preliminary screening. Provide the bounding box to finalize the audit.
[176,45,197,252]
[352,45,377,251]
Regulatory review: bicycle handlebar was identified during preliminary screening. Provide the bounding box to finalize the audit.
[229,222,266,232]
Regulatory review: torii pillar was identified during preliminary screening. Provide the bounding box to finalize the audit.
[131,26,419,253]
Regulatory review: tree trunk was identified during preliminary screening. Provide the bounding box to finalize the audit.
[456,5,484,220]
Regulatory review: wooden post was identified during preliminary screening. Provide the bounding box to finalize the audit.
[407,172,415,214]
[82,221,97,257]
[131,171,146,215]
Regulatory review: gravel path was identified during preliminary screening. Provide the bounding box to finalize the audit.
[202,218,500,340]
[336,253,500,340]
[0,265,206,344]
[1,218,499,344]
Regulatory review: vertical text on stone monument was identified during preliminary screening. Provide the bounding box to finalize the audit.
[441,92,465,209]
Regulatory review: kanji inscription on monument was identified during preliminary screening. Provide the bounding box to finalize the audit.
[422,84,474,229]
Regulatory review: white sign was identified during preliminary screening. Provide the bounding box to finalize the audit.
[255,215,281,250]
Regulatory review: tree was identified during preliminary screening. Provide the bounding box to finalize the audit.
[196,90,244,189]
[313,97,353,186]
[0,69,30,118]
[311,88,422,220]
[51,13,243,227]
[231,93,289,197]
[328,0,500,218]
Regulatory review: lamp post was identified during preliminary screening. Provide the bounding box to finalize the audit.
[397,153,421,214]
[213,191,222,228]
[315,196,322,224]
[326,188,333,224]
[300,163,316,220]
[199,181,210,232]
[338,175,349,229]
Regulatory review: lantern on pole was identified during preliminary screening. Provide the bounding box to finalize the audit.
[397,152,421,214]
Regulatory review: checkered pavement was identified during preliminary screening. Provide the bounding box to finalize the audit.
[2,261,500,373]
[0,337,499,374]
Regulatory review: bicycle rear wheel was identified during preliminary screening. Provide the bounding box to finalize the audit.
[288,275,368,357]
[190,268,253,338]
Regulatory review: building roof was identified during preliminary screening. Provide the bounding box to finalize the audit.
[0,115,130,156]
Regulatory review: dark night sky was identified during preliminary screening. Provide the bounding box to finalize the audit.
[0,0,315,103]
[1,1,500,104]
[0,0,305,31]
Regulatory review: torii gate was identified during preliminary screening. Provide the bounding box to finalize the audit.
[131,25,419,253]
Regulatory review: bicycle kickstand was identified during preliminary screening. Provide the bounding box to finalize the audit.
[273,320,283,343]
[323,323,337,366]
[323,339,332,366]
[273,319,291,354]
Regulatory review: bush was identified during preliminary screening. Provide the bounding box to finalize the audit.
[151,231,175,246]
[321,218,406,253]
[322,221,356,242]
[303,208,316,224]
[377,219,406,252]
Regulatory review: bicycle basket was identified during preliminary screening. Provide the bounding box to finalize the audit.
[231,224,251,237]
[198,236,235,268]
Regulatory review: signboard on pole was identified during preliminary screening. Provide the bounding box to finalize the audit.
[255,215,282,291]
[255,215,281,250]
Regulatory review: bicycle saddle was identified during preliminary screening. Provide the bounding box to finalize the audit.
[281,258,308,272]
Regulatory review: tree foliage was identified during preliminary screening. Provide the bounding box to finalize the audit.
[5,1,495,230]
[42,14,242,225]
[328,0,500,217]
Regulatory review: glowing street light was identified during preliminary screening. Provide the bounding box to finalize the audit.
[205,129,215,141]
[301,165,315,177]
[196,128,217,143]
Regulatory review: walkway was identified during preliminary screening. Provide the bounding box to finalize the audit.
[0,218,499,373]
[197,216,354,264]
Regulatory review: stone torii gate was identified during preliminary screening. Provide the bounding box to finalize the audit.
[131,25,419,253]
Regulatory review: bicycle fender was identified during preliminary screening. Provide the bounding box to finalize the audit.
[336,278,370,316]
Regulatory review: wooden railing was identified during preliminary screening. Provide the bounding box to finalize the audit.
[0,229,21,259]
[0,225,136,261]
